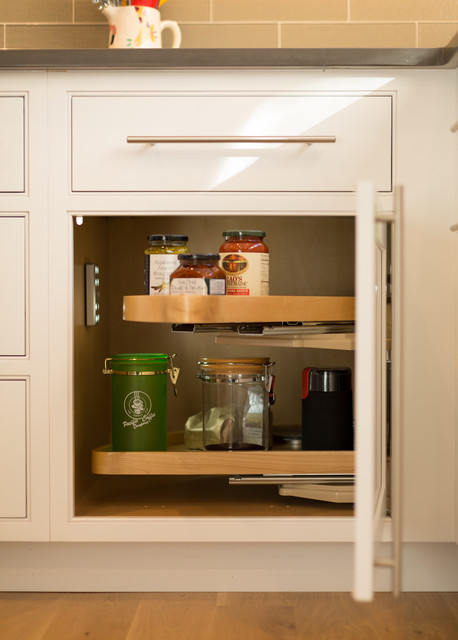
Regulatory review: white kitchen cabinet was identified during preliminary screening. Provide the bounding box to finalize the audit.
[41,66,456,596]
[0,62,457,594]
[0,75,49,541]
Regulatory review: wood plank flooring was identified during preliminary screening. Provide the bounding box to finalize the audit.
[0,592,457,640]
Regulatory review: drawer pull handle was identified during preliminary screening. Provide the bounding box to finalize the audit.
[126,135,336,145]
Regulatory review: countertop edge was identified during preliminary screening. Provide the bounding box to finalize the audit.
[0,47,457,70]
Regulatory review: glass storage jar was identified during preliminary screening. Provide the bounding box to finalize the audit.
[144,234,189,295]
[219,230,269,296]
[197,358,274,450]
[169,254,226,295]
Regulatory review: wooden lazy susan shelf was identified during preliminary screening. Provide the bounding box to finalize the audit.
[92,445,355,476]
[123,295,355,324]
[107,296,356,478]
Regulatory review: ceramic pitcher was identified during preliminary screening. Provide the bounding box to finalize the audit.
[102,6,181,49]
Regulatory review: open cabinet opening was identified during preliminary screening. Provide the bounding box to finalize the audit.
[72,213,369,519]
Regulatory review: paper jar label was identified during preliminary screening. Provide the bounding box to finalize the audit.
[220,252,269,296]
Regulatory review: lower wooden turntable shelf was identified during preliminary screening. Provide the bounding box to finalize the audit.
[92,445,354,476]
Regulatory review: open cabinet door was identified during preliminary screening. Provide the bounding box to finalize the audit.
[353,182,403,601]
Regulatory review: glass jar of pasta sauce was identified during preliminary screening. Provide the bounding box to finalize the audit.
[144,234,190,295]
[169,254,226,295]
[219,230,269,296]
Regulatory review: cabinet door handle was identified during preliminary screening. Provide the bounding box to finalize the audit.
[126,135,336,145]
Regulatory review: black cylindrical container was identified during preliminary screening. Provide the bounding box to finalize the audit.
[301,367,354,451]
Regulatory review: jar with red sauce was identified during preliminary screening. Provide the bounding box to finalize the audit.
[219,230,269,296]
[169,254,226,295]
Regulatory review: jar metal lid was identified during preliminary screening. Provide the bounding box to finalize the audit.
[178,253,220,261]
[222,230,266,238]
[147,234,189,242]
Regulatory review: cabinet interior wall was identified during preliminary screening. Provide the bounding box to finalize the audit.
[73,213,355,518]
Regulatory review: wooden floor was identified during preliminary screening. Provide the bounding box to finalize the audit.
[0,592,457,639]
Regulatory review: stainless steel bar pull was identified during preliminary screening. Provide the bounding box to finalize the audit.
[127,135,336,145]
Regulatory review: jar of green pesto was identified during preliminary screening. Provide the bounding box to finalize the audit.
[144,234,190,295]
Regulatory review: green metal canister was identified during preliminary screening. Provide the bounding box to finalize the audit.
[103,353,179,451]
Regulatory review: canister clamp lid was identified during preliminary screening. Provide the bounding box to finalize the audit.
[197,358,274,396]
[103,354,180,396]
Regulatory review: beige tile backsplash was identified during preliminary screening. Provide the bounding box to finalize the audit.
[1,0,457,49]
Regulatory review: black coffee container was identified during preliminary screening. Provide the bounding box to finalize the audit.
[301,367,354,450]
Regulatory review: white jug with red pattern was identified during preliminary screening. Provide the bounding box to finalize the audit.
[102,6,181,49]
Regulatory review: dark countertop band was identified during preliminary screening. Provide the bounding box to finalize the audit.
[0,46,457,70]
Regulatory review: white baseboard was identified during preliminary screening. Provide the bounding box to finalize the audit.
[1,542,457,593]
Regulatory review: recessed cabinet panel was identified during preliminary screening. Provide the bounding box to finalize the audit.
[0,379,27,518]
[71,94,392,193]
[0,216,26,356]
[0,97,25,193]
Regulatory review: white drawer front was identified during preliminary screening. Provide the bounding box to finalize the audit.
[0,96,25,193]
[72,94,392,193]
[0,379,27,518]
[0,216,26,356]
